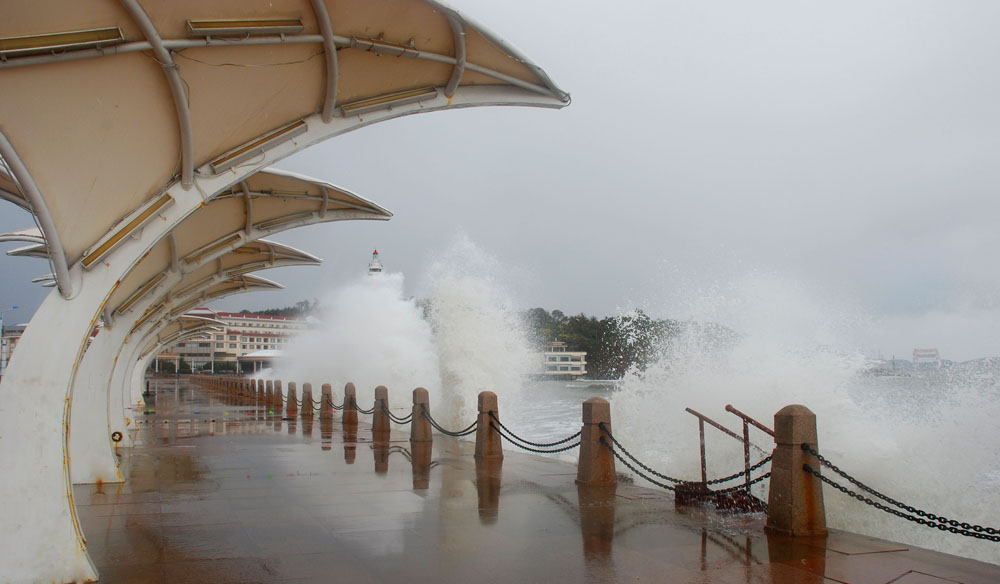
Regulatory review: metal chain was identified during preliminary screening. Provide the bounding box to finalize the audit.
[382,403,413,424]
[803,464,1000,542]
[599,423,769,486]
[355,402,375,415]
[704,455,773,486]
[600,437,770,497]
[598,423,686,483]
[487,412,581,448]
[802,444,1000,538]
[420,404,478,437]
[491,423,580,453]
[325,396,344,411]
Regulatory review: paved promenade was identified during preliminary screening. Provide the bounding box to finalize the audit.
[75,377,1000,583]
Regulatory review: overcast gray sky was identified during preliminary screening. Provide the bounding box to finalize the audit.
[3,0,1000,361]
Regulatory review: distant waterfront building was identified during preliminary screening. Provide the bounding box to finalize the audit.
[368,249,383,275]
[913,348,941,370]
[538,341,587,378]
[153,308,309,373]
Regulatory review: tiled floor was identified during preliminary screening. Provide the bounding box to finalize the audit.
[73,377,1000,583]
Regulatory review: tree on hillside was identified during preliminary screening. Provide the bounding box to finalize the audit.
[240,299,318,317]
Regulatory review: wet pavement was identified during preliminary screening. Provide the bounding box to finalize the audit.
[75,376,1000,583]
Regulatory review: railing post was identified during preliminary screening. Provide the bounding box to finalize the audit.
[272,380,283,409]
[301,383,315,418]
[286,382,298,418]
[474,391,502,460]
[342,382,358,426]
[372,386,390,439]
[576,397,616,486]
[410,387,431,443]
[320,384,333,419]
[765,405,827,536]
[265,380,273,404]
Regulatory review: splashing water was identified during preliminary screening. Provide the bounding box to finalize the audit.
[273,272,441,412]
[268,237,533,427]
[420,236,534,426]
[612,271,1000,564]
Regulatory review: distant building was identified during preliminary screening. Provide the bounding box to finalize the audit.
[153,308,309,373]
[538,341,587,378]
[913,348,941,370]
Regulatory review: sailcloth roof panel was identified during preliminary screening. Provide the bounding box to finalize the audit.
[0,0,567,278]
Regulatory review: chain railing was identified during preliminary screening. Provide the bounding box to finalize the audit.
[325,395,344,411]
[488,420,581,454]
[599,422,771,487]
[420,404,478,437]
[383,402,413,424]
[801,444,1000,542]
[488,412,581,449]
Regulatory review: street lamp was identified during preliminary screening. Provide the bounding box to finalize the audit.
[0,305,20,376]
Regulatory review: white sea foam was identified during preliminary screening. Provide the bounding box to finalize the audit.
[612,270,1000,564]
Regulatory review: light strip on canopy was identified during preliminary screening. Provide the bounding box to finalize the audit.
[173,275,215,300]
[186,19,304,38]
[209,120,308,174]
[226,262,271,277]
[133,304,164,330]
[0,27,124,58]
[170,298,203,318]
[115,273,166,315]
[182,233,242,264]
[253,211,313,231]
[338,87,438,117]
[82,194,173,268]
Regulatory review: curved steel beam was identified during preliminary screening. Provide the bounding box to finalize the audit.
[119,0,195,189]
[0,36,568,102]
[0,129,74,297]
[309,0,339,122]
[0,186,30,209]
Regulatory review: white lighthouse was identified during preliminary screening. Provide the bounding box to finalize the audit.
[368,249,383,275]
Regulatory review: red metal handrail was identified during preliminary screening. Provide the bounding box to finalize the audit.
[684,407,745,484]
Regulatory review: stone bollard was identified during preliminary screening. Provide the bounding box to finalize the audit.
[301,383,315,418]
[320,384,333,419]
[576,398,616,486]
[765,405,827,537]
[410,387,432,443]
[286,382,298,418]
[265,379,273,404]
[372,386,390,438]
[474,391,503,460]
[342,382,358,427]
[273,380,283,409]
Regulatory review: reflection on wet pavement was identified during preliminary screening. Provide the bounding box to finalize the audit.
[75,377,1000,583]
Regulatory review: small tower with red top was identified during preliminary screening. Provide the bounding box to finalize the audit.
[368,249,383,275]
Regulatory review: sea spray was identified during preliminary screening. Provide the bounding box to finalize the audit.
[274,272,441,412]
[267,237,534,427]
[611,270,1000,563]
[420,236,534,426]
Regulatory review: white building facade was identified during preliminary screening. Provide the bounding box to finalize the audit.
[539,341,587,377]
[153,308,309,373]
